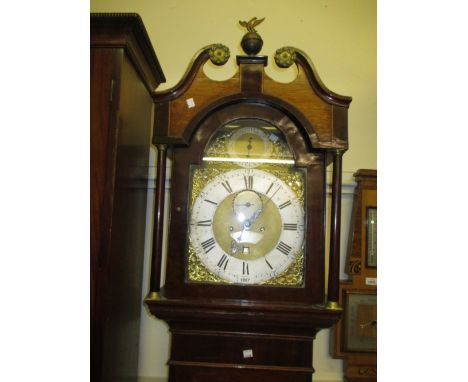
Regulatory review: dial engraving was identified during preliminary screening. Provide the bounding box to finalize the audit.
[278,200,292,209]
[197,220,212,227]
[265,258,273,269]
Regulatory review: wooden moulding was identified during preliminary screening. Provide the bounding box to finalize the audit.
[145,293,342,335]
[91,12,166,93]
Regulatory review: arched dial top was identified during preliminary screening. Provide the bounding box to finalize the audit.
[187,118,306,286]
[203,118,294,168]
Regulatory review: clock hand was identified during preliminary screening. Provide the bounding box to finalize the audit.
[234,202,255,207]
[248,208,262,225]
[237,219,252,242]
[230,239,238,255]
[229,224,245,255]
[246,137,253,157]
[247,185,279,224]
[237,228,245,242]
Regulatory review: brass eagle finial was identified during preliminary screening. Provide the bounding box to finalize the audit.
[239,17,265,33]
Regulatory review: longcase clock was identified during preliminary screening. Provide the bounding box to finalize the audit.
[146,18,352,382]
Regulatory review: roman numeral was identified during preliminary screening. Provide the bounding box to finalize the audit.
[276,241,292,256]
[244,175,253,190]
[204,199,217,205]
[200,237,216,253]
[265,182,274,195]
[283,223,297,231]
[243,261,249,275]
[279,200,292,209]
[221,180,233,194]
[217,254,229,270]
[265,258,273,270]
[197,220,212,227]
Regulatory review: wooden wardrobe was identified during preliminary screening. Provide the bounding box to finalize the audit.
[90,13,165,382]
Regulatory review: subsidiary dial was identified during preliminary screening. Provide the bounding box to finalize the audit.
[227,127,273,166]
[232,190,263,224]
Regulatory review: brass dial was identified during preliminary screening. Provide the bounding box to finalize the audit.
[189,168,305,285]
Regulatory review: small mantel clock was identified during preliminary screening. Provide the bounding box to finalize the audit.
[146,18,352,382]
[331,169,377,382]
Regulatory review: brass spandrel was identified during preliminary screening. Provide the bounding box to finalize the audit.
[262,249,304,286]
[187,242,225,284]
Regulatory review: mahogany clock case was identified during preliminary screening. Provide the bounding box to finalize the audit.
[164,101,328,305]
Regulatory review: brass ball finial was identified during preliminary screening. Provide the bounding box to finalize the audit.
[209,44,230,65]
[274,47,297,68]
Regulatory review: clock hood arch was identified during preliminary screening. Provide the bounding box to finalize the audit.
[151,44,351,151]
